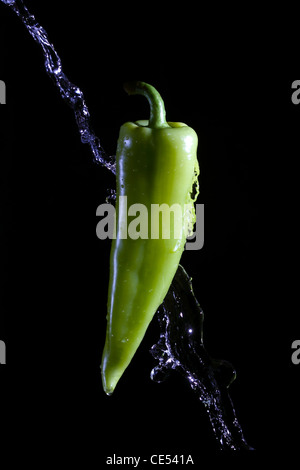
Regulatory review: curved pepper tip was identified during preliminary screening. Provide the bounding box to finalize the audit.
[101,360,122,396]
[101,374,116,396]
[123,81,169,129]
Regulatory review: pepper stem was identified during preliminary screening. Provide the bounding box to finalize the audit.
[124,81,169,129]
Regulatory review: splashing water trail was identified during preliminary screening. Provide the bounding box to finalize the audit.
[151,265,253,450]
[1,0,116,173]
[2,0,254,450]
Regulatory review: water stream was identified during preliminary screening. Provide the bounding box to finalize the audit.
[1,0,253,451]
[1,0,116,174]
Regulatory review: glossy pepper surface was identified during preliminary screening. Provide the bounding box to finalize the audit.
[101,81,199,395]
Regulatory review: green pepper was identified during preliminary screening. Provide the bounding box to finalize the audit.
[101,81,199,395]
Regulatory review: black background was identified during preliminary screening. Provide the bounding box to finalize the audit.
[0,0,299,462]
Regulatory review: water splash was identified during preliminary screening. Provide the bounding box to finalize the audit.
[1,0,116,173]
[2,0,253,450]
[151,265,253,451]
